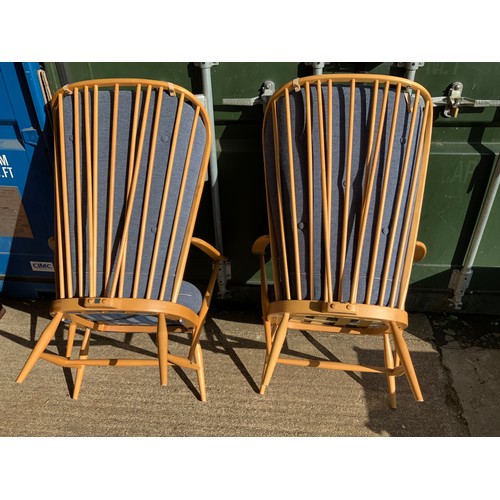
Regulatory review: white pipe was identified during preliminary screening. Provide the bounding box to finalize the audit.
[450,153,500,308]
[462,153,500,271]
[308,62,326,75]
[196,62,228,297]
[399,62,424,81]
[197,63,223,249]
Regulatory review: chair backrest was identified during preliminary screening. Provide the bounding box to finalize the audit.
[51,78,211,302]
[262,74,433,309]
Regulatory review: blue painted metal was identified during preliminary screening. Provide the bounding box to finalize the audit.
[0,62,55,298]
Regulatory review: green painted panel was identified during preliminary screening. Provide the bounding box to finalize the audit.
[44,62,194,91]
[413,144,499,277]
[40,62,500,308]
[410,62,500,296]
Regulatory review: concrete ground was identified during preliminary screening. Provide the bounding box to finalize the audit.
[1,296,498,498]
[0,296,498,437]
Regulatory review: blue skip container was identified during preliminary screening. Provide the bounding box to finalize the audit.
[0,62,55,298]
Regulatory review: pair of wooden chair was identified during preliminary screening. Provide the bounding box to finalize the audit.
[16,74,433,408]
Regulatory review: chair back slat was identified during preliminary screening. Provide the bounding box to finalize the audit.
[51,79,211,302]
[92,84,100,297]
[284,87,303,300]
[105,85,119,293]
[393,97,432,308]
[145,92,184,299]
[56,93,73,297]
[82,87,93,296]
[270,99,291,300]
[338,78,356,301]
[365,82,402,303]
[263,75,433,309]
[115,83,147,298]
[350,79,382,303]
[378,88,420,306]
[53,103,64,298]
[168,104,203,302]
[305,82,315,300]
[72,89,84,297]
[160,102,200,300]
[315,80,332,302]
[132,86,163,298]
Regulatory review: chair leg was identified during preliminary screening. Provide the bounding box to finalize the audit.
[157,313,168,386]
[390,322,423,402]
[188,319,207,401]
[263,319,273,355]
[383,333,397,409]
[73,328,91,400]
[66,322,77,358]
[193,342,207,402]
[16,312,64,383]
[394,350,401,369]
[260,313,290,395]
[188,321,204,361]
[260,321,278,381]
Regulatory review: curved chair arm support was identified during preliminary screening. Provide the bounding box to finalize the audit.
[252,235,271,312]
[252,235,271,256]
[187,237,226,361]
[413,241,427,263]
[191,237,226,262]
[190,236,226,319]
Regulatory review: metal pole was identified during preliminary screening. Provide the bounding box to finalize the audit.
[195,62,229,298]
[306,62,327,75]
[449,153,500,308]
[396,62,424,81]
[463,155,500,269]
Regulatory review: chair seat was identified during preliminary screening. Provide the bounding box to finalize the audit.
[79,281,202,326]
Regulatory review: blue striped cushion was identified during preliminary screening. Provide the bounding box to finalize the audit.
[80,280,202,326]
[62,88,206,301]
[264,83,423,306]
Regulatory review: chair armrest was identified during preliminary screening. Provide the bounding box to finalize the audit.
[252,235,271,312]
[413,241,427,263]
[252,235,270,255]
[191,237,226,262]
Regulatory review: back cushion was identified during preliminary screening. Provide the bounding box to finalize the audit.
[264,83,424,306]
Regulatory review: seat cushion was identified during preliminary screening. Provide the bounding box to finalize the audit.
[78,280,202,326]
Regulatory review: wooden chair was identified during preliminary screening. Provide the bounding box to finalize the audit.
[253,74,433,408]
[16,78,225,401]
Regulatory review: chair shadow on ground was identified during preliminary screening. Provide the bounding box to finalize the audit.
[203,315,369,394]
[203,309,381,396]
[1,299,468,436]
[355,347,469,436]
[0,298,203,400]
[201,312,469,436]
[202,315,261,393]
[1,300,263,399]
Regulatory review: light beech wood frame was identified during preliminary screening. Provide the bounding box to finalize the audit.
[254,74,433,408]
[16,78,225,401]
